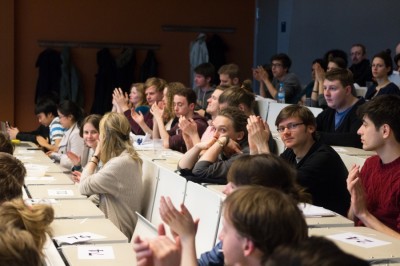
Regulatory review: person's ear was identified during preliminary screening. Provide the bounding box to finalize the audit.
[243,237,256,257]
[233,77,239,85]
[189,103,195,110]
[382,124,391,139]
[236,131,245,141]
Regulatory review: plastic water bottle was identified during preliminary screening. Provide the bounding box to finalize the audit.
[277,82,285,103]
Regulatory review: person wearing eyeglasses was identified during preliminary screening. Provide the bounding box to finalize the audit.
[247,105,349,216]
[255,53,302,104]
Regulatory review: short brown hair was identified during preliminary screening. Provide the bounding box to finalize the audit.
[0,153,26,203]
[227,154,311,203]
[224,186,308,263]
[324,68,356,96]
[0,133,14,154]
[218,64,240,79]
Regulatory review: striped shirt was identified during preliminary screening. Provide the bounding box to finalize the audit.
[49,117,65,145]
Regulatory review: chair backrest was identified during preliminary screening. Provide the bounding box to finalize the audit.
[141,158,160,220]
[355,87,367,97]
[306,106,323,117]
[338,153,366,171]
[150,167,187,226]
[131,212,158,243]
[256,96,276,121]
[266,102,291,133]
[184,181,223,257]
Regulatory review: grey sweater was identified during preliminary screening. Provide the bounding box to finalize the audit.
[79,150,143,238]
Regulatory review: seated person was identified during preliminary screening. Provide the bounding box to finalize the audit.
[112,83,149,115]
[219,87,277,153]
[0,225,42,266]
[134,186,308,266]
[67,114,102,175]
[389,53,400,88]
[193,62,216,111]
[79,112,143,238]
[218,63,240,86]
[265,236,368,266]
[247,105,350,216]
[0,152,26,203]
[0,198,54,259]
[349,43,372,87]
[8,98,64,150]
[297,58,326,106]
[0,132,14,154]
[178,107,249,184]
[122,77,165,135]
[47,100,84,170]
[317,68,365,148]
[257,53,302,104]
[152,87,208,153]
[365,50,400,100]
[347,95,400,239]
[180,85,228,150]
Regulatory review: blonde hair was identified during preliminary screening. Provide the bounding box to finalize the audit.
[0,225,41,266]
[0,198,54,255]
[99,112,142,165]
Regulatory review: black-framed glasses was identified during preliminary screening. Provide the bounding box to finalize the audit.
[277,122,304,133]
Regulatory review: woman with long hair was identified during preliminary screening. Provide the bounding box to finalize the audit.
[79,112,143,237]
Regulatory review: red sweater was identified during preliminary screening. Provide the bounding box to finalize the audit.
[358,155,400,232]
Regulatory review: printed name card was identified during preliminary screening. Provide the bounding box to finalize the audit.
[328,232,391,248]
[25,198,58,205]
[77,246,115,260]
[48,189,74,196]
[54,232,106,245]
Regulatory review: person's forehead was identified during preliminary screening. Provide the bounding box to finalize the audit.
[323,79,343,87]
[173,95,188,102]
[278,116,302,126]
[351,46,362,53]
[145,86,156,93]
[272,59,282,64]
[214,115,232,126]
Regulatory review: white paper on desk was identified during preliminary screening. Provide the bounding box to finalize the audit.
[15,150,36,154]
[48,189,74,196]
[26,176,55,181]
[25,198,58,205]
[15,155,34,160]
[299,203,336,217]
[77,246,115,260]
[332,147,348,152]
[328,232,391,248]
[54,232,106,245]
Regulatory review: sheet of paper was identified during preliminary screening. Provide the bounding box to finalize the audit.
[299,203,336,217]
[48,189,74,196]
[332,147,348,152]
[25,198,58,205]
[328,232,391,248]
[15,155,34,160]
[54,232,106,245]
[77,246,115,260]
[26,176,55,181]
[15,150,36,154]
